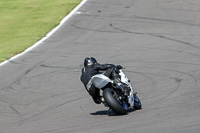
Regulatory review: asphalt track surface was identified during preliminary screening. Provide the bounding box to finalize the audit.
[1,0,200,133]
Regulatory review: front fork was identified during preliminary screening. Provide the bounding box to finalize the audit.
[118,89,135,109]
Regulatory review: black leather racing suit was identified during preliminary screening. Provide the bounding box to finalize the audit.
[80,63,117,104]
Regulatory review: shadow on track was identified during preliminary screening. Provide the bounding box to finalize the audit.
[90,108,136,116]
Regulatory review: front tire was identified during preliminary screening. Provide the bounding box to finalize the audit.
[103,88,127,115]
[134,94,142,109]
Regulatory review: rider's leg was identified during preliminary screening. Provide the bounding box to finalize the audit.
[103,67,121,83]
[88,84,101,104]
[112,68,121,83]
[103,67,114,78]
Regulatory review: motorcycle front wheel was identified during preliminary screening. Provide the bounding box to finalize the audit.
[134,94,142,109]
[103,88,127,115]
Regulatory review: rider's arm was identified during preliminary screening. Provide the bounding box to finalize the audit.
[94,63,115,70]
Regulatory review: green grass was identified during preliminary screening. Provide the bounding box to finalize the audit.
[0,0,82,62]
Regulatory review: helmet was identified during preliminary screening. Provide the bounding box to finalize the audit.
[84,57,97,67]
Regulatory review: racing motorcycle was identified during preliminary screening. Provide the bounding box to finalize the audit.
[90,69,142,115]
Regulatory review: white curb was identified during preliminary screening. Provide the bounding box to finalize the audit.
[0,0,88,67]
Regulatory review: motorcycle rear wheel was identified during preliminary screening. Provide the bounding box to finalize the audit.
[103,88,127,115]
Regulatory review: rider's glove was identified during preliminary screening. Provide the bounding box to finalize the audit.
[116,65,122,69]
[114,65,122,73]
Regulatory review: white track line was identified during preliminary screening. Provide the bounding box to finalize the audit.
[0,0,88,67]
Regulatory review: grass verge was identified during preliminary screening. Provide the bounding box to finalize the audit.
[0,0,82,62]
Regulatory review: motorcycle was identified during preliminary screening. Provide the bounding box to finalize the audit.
[90,69,142,115]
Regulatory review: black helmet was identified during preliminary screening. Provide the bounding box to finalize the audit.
[84,57,97,67]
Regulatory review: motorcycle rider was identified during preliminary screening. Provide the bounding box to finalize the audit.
[80,57,122,104]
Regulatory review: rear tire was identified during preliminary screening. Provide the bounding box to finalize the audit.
[103,88,127,115]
